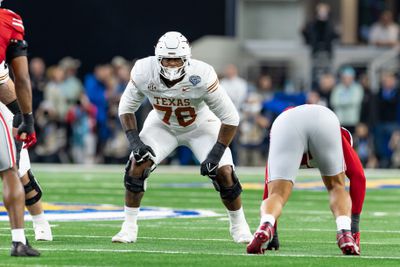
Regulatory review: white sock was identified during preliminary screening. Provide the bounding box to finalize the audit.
[11,229,26,244]
[260,214,275,227]
[227,207,247,226]
[32,212,47,225]
[336,215,351,231]
[124,206,139,225]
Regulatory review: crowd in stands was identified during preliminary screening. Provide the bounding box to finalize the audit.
[26,6,400,168]
[26,54,400,169]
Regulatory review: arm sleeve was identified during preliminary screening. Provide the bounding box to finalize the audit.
[342,135,366,215]
[6,39,28,60]
[204,84,240,126]
[118,80,146,116]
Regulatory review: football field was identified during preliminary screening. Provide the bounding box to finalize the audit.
[0,165,399,266]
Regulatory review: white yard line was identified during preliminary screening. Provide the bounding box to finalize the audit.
[0,233,397,245]
[0,247,399,260]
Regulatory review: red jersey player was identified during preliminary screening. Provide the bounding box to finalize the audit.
[262,127,366,251]
[0,2,40,256]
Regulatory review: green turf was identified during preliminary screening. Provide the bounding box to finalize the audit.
[0,166,399,266]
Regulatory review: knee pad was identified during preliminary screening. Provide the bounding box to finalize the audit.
[124,158,152,193]
[24,170,42,206]
[210,169,242,202]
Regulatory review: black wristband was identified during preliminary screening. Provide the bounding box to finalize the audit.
[6,100,21,115]
[22,113,34,125]
[125,129,144,150]
[208,141,227,162]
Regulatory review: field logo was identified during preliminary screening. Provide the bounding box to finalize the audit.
[0,203,221,222]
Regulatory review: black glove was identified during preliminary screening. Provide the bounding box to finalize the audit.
[200,142,227,178]
[16,113,37,149]
[6,100,22,128]
[13,113,23,128]
[126,129,155,164]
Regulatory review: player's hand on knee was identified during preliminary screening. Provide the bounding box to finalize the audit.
[200,160,218,178]
[133,145,155,164]
[125,129,156,164]
[200,142,227,178]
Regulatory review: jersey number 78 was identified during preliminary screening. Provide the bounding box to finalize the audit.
[153,104,197,127]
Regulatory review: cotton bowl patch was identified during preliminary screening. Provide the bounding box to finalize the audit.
[0,202,221,222]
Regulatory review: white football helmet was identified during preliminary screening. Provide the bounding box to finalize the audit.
[155,31,191,81]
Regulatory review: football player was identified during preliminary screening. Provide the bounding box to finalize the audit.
[247,104,360,255]
[113,31,252,244]
[0,102,53,241]
[262,126,366,251]
[0,1,40,256]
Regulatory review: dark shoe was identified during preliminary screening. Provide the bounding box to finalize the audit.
[266,229,279,250]
[10,239,40,257]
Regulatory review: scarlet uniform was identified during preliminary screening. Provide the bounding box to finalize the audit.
[119,56,239,166]
[0,8,25,83]
[0,8,25,171]
[0,103,31,176]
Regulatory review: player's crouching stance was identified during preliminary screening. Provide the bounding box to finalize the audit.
[261,126,366,252]
[246,105,360,255]
[112,31,252,244]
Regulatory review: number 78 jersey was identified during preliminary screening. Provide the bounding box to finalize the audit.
[119,56,239,130]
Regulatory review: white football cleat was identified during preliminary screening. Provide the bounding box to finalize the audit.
[230,223,253,244]
[33,221,53,241]
[111,222,138,243]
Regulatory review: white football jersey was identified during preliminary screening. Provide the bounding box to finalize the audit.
[119,56,239,130]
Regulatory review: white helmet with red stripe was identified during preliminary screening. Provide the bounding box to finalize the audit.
[155,31,191,81]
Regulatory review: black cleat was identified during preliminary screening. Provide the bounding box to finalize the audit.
[266,229,279,250]
[10,240,40,257]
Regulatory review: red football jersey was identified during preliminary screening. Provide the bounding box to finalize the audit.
[0,8,25,63]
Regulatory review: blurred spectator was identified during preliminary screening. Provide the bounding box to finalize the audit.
[255,74,275,101]
[84,64,113,162]
[220,64,248,165]
[302,3,339,84]
[44,65,68,120]
[306,90,324,105]
[66,94,97,164]
[358,73,377,128]
[330,67,364,133]
[59,57,84,106]
[111,56,131,94]
[369,10,399,47]
[241,74,277,163]
[220,64,248,110]
[374,71,400,167]
[315,73,335,108]
[239,93,266,166]
[302,3,338,56]
[389,130,400,168]
[32,101,63,163]
[29,57,47,112]
[353,123,378,168]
